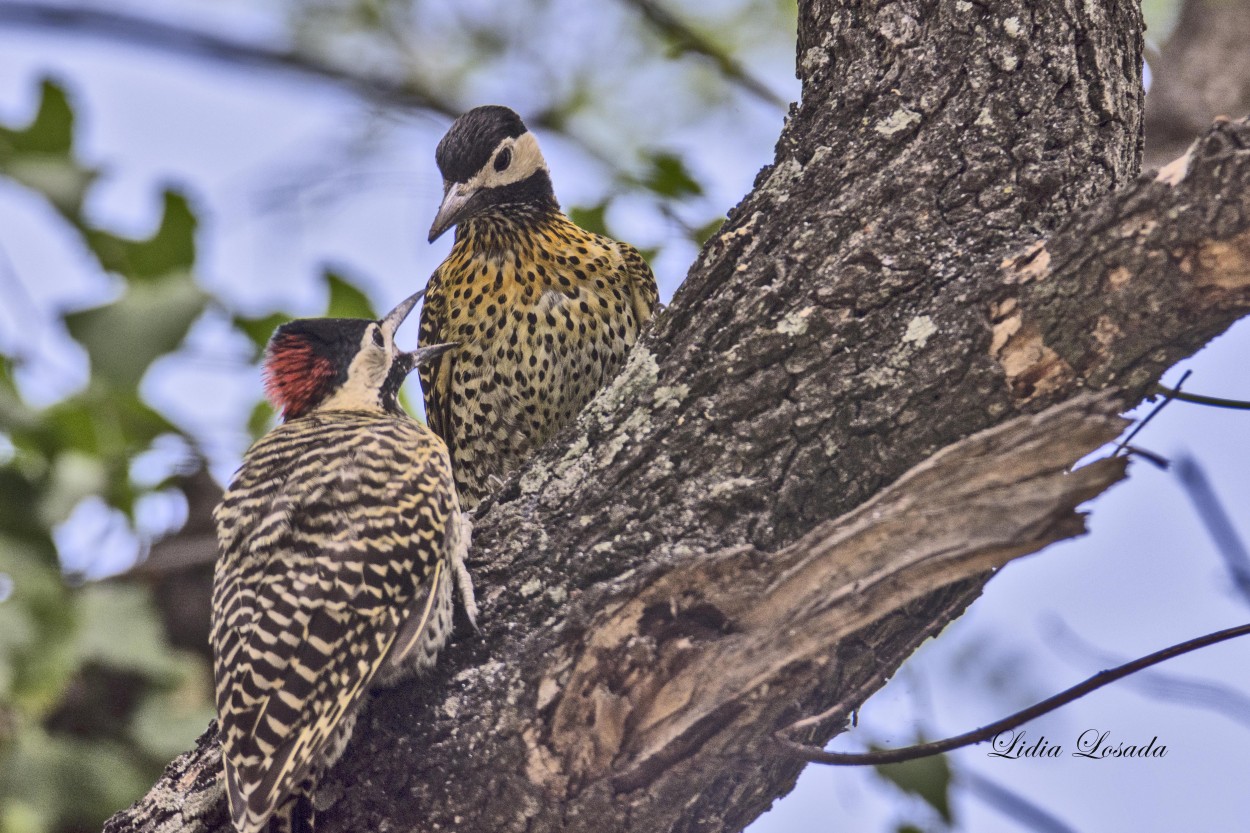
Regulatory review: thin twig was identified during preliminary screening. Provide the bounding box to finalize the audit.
[0,1,459,116]
[1046,616,1250,730]
[775,621,1250,765]
[1114,369,1191,456]
[1153,383,1250,410]
[614,0,788,109]
[1175,454,1250,605]
[1121,445,1171,470]
[961,769,1080,833]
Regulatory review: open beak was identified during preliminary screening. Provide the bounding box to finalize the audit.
[380,291,457,372]
[380,288,425,339]
[428,180,473,243]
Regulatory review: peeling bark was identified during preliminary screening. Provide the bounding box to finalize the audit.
[997,119,1250,408]
[105,1,1250,832]
[544,394,1128,796]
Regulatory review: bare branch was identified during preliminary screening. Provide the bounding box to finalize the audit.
[0,1,459,117]
[1154,383,1250,411]
[613,0,788,109]
[100,4,1250,832]
[1175,455,1250,605]
[1047,617,1250,731]
[777,620,1250,765]
[993,118,1250,411]
[549,393,1127,791]
[105,391,1128,832]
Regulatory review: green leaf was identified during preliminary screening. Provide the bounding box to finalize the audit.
[0,77,101,217]
[0,724,153,833]
[642,152,703,199]
[0,79,74,156]
[693,215,725,246]
[0,79,96,217]
[0,466,54,550]
[72,584,183,680]
[234,312,289,357]
[323,267,377,319]
[40,453,108,528]
[38,387,176,461]
[247,399,276,439]
[0,538,77,713]
[129,660,215,758]
[64,275,208,388]
[84,190,198,281]
[5,157,96,219]
[569,201,610,236]
[875,750,953,824]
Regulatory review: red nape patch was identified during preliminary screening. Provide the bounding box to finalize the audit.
[264,334,335,420]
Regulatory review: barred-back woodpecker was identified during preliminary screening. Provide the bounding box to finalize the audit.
[210,291,477,833]
[419,105,659,509]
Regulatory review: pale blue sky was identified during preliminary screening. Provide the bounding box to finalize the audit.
[0,3,1247,831]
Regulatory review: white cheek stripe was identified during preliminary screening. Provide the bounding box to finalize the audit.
[465,132,546,191]
[320,329,389,412]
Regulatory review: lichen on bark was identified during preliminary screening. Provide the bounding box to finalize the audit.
[104,2,1250,832]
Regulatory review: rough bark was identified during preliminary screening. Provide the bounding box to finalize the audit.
[105,1,1250,832]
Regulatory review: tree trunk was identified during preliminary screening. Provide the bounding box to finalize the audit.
[106,1,1250,831]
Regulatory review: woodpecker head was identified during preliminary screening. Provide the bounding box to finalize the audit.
[428,105,558,242]
[263,290,454,421]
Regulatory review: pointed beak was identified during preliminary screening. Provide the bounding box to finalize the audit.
[380,288,425,339]
[402,341,458,370]
[380,292,456,374]
[428,180,473,243]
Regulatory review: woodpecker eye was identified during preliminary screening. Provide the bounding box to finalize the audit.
[494,147,512,172]
[371,327,385,348]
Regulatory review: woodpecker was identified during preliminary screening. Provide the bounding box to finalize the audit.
[419,105,659,509]
[210,290,477,833]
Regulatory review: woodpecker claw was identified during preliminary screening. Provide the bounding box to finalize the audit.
[453,511,479,632]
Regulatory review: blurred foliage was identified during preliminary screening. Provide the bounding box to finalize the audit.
[0,0,974,830]
[1142,0,1182,43]
[875,748,953,828]
[0,0,1202,828]
[0,79,398,833]
[0,80,215,833]
[0,2,755,822]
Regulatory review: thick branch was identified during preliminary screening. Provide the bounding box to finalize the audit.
[105,394,1127,832]
[545,394,1127,794]
[104,3,1250,833]
[994,118,1250,409]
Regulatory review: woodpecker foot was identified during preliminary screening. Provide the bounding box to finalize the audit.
[453,511,479,631]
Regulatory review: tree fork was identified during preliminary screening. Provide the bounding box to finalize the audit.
[105,1,1250,832]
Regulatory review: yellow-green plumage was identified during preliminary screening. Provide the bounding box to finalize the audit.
[419,117,658,509]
